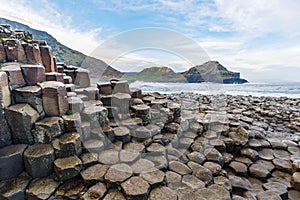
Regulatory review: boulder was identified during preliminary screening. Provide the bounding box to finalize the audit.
[23,143,55,178]
[21,64,46,85]
[0,144,27,181]
[39,81,68,116]
[5,103,39,144]
[39,45,55,72]
[97,82,112,94]
[13,86,43,114]
[33,117,64,143]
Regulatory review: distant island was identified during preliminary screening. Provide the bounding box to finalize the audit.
[124,61,248,84]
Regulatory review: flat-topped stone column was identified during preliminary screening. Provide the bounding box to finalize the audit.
[32,117,64,143]
[5,103,39,144]
[0,144,27,181]
[45,72,64,83]
[0,72,11,146]
[24,43,42,64]
[40,45,56,72]
[39,81,68,116]
[23,143,55,178]
[1,63,26,89]
[13,86,44,114]
[21,64,46,85]
[74,68,90,88]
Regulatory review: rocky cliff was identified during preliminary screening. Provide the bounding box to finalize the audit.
[0,18,123,79]
[181,61,248,84]
[125,62,248,84]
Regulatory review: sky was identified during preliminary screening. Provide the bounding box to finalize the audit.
[1,0,300,82]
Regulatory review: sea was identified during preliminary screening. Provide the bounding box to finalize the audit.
[129,81,300,98]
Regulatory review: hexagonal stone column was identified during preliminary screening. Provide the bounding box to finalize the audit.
[33,117,64,143]
[26,177,59,200]
[104,163,133,187]
[39,81,68,116]
[83,87,99,100]
[59,132,82,157]
[0,144,27,181]
[21,64,46,85]
[2,63,26,89]
[74,68,90,88]
[5,104,39,144]
[62,112,82,133]
[23,144,55,178]
[13,86,44,114]
[149,186,178,200]
[24,43,42,64]
[3,39,23,62]
[121,176,150,199]
[80,163,109,187]
[40,45,55,72]
[132,104,151,125]
[81,105,108,128]
[0,72,11,146]
[0,174,31,200]
[112,93,131,114]
[67,96,84,113]
[111,80,130,93]
[45,72,64,83]
[54,155,82,181]
[97,82,112,94]
[81,182,107,199]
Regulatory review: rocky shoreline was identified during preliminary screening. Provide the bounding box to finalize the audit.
[1,90,300,199]
[0,25,300,200]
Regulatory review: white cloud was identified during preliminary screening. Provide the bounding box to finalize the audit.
[214,0,300,36]
[0,0,102,54]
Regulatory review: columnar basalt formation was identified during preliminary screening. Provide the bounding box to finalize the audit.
[0,24,300,200]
